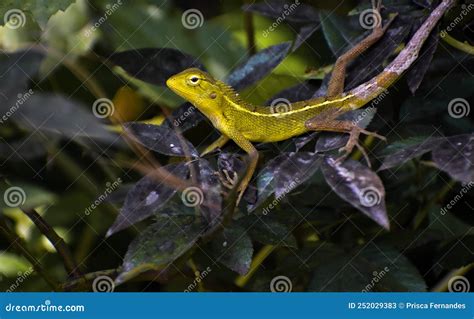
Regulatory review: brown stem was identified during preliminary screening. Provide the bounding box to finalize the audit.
[0,218,59,291]
[243,0,256,56]
[21,208,81,278]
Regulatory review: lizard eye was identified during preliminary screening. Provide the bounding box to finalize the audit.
[187,75,201,86]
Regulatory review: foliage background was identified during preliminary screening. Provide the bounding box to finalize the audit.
[0,0,473,292]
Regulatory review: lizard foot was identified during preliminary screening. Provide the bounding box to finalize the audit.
[337,127,386,167]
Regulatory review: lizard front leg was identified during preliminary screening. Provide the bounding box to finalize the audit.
[224,128,258,205]
[201,135,230,156]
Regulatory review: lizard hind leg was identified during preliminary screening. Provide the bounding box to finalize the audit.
[305,111,386,167]
[326,0,396,98]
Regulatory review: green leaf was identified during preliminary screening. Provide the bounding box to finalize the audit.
[209,225,253,275]
[117,215,203,284]
[0,0,75,28]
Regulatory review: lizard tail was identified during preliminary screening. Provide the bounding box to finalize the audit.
[348,0,455,107]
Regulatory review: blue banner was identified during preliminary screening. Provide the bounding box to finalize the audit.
[0,293,472,319]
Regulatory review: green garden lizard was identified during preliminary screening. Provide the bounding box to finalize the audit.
[166,0,455,203]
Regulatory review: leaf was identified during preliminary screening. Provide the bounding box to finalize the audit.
[406,24,439,94]
[242,1,319,23]
[0,136,47,161]
[108,48,204,87]
[345,21,412,89]
[266,81,320,105]
[226,42,292,90]
[107,163,189,236]
[195,159,222,227]
[378,136,442,171]
[0,0,75,28]
[0,50,43,110]
[273,152,322,198]
[292,23,320,52]
[209,225,253,275]
[432,134,474,184]
[117,215,203,284]
[239,216,297,248]
[163,103,205,131]
[126,122,198,157]
[12,94,117,142]
[321,157,389,229]
[307,242,426,291]
[319,10,361,56]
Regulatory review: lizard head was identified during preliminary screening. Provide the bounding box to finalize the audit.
[166,68,224,115]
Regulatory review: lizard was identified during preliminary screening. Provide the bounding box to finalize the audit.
[166,0,455,204]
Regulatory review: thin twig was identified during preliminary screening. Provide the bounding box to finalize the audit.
[21,208,81,278]
[0,218,59,291]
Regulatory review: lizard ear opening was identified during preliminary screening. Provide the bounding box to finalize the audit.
[186,74,201,86]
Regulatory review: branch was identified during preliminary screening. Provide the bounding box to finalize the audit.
[0,217,59,291]
[21,208,81,278]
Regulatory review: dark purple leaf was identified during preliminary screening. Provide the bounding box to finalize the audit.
[195,159,222,227]
[378,136,443,171]
[108,48,204,86]
[107,163,189,236]
[274,152,322,198]
[242,0,319,23]
[432,134,474,184]
[117,215,202,283]
[293,23,320,51]
[0,137,46,161]
[345,21,412,90]
[293,132,318,151]
[266,81,320,105]
[164,102,205,131]
[406,24,439,94]
[126,122,198,157]
[0,50,43,111]
[321,157,389,229]
[13,94,116,142]
[218,152,246,177]
[210,225,253,275]
[226,42,292,90]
